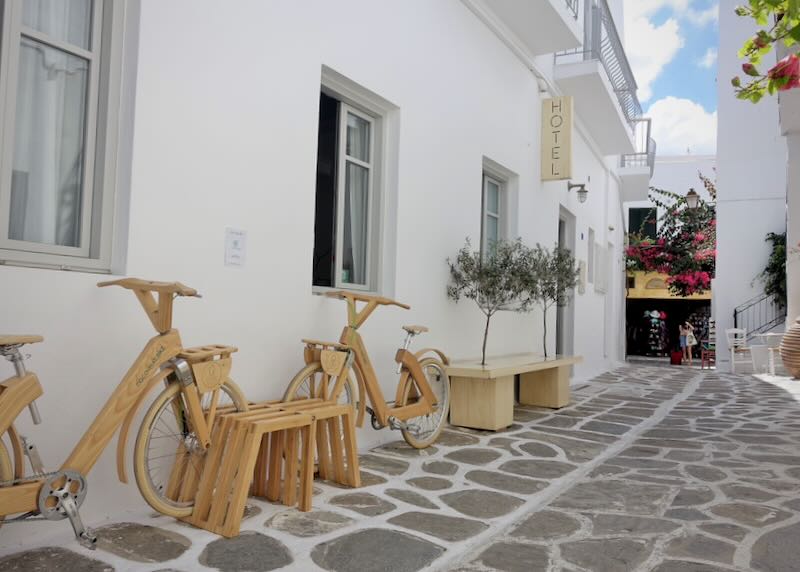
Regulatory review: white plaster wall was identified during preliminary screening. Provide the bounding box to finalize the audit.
[0,0,627,546]
[715,6,787,368]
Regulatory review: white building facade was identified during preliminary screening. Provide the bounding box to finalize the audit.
[715,6,789,369]
[0,0,651,544]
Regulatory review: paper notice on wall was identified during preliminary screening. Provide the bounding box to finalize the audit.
[224,228,247,267]
[541,96,573,181]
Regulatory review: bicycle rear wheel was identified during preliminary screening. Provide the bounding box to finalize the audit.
[134,379,247,518]
[398,358,450,449]
[283,362,358,407]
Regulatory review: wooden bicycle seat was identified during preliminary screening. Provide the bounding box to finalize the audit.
[402,325,429,335]
[97,278,199,297]
[0,335,43,347]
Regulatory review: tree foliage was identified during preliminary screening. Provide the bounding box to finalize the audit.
[519,245,580,357]
[447,239,528,365]
[732,1,800,102]
[756,231,787,308]
[625,173,717,297]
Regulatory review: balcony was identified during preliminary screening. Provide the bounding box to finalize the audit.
[620,118,656,202]
[462,0,582,56]
[554,0,639,155]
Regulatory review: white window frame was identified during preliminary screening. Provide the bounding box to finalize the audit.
[334,103,375,291]
[481,173,504,256]
[0,0,128,272]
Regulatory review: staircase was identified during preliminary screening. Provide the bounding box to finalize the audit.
[733,292,786,341]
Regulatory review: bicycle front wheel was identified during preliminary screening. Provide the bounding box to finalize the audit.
[399,358,450,449]
[134,379,247,518]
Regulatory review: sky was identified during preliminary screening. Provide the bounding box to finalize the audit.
[623,0,719,155]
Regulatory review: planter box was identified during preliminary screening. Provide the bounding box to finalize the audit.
[446,353,583,431]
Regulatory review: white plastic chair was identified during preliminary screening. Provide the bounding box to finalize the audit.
[725,328,750,373]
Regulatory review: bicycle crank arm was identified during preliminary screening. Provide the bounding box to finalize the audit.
[387,416,421,435]
[62,495,97,549]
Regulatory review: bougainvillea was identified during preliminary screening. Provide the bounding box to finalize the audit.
[626,173,717,297]
[732,1,800,102]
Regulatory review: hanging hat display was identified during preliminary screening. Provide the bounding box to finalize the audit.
[650,310,660,319]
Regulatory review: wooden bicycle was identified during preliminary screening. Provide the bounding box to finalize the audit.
[283,291,450,448]
[0,278,247,547]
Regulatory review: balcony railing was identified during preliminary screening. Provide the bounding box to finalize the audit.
[555,0,642,128]
[621,118,656,176]
[565,0,579,19]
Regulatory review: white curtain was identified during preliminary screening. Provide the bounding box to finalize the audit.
[343,112,370,285]
[344,162,368,285]
[9,0,90,247]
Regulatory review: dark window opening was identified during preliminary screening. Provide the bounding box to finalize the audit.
[629,207,657,240]
[312,92,339,287]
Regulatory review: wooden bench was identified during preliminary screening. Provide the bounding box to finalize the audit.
[446,353,583,431]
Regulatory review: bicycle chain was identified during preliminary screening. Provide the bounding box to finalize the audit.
[0,470,59,488]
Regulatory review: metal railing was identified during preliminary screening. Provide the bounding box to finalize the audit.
[554,0,642,128]
[621,118,656,176]
[565,0,580,19]
[733,292,786,340]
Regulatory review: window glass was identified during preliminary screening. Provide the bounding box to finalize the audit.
[346,112,370,162]
[9,37,89,247]
[486,181,499,214]
[485,215,498,246]
[23,0,93,49]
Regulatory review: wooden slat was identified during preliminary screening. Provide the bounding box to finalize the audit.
[446,353,583,379]
[341,409,361,488]
[283,429,299,506]
[327,417,345,485]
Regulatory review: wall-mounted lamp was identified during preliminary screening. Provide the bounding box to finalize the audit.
[568,182,588,204]
[686,188,700,209]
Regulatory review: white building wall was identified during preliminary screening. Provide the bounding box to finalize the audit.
[0,0,628,546]
[715,6,787,368]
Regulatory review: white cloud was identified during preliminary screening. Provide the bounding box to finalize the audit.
[686,3,718,26]
[697,47,717,68]
[624,9,685,101]
[647,96,717,154]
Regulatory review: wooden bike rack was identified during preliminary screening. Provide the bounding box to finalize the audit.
[181,399,360,538]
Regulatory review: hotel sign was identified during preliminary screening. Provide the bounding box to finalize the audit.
[541,96,573,181]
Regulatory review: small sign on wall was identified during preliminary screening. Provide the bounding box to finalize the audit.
[541,96,573,181]
[224,228,247,267]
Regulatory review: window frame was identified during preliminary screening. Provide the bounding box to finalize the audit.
[334,103,375,292]
[481,173,504,256]
[0,0,127,272]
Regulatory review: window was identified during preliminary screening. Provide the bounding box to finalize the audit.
[587,228,595,283]
[629,207,657,240]
[312,91,377,290]
[0,0,129,271]
[481,174,504,255]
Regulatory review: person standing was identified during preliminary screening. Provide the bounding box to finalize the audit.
[679,321,696,366]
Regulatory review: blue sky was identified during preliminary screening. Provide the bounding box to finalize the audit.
[623,0,719,155]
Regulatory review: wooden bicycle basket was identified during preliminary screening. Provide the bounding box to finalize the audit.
[178,345,238,393]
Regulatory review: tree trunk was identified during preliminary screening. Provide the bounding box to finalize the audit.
[482,312,492,365]
[542,305,548,358]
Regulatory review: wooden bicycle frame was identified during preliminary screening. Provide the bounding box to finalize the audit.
[0,281,224,517]
[328,293,439,427]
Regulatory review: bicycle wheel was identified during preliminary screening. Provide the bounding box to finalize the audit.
[283,362,358,407]
[134,379,247,518]
[399,358,450,449]
[0,437,12,525]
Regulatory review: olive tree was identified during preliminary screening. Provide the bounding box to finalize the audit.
[521,244,579,358]
[447,239,528,365]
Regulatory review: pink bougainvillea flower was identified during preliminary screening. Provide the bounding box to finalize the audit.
[768,54,800,91]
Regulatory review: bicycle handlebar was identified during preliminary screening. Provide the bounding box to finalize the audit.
[97,278,200,297]
[324,290,410,310]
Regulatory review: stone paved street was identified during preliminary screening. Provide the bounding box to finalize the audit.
[4,366,800,571]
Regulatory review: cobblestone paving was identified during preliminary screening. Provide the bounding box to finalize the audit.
[4,366,800,571]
